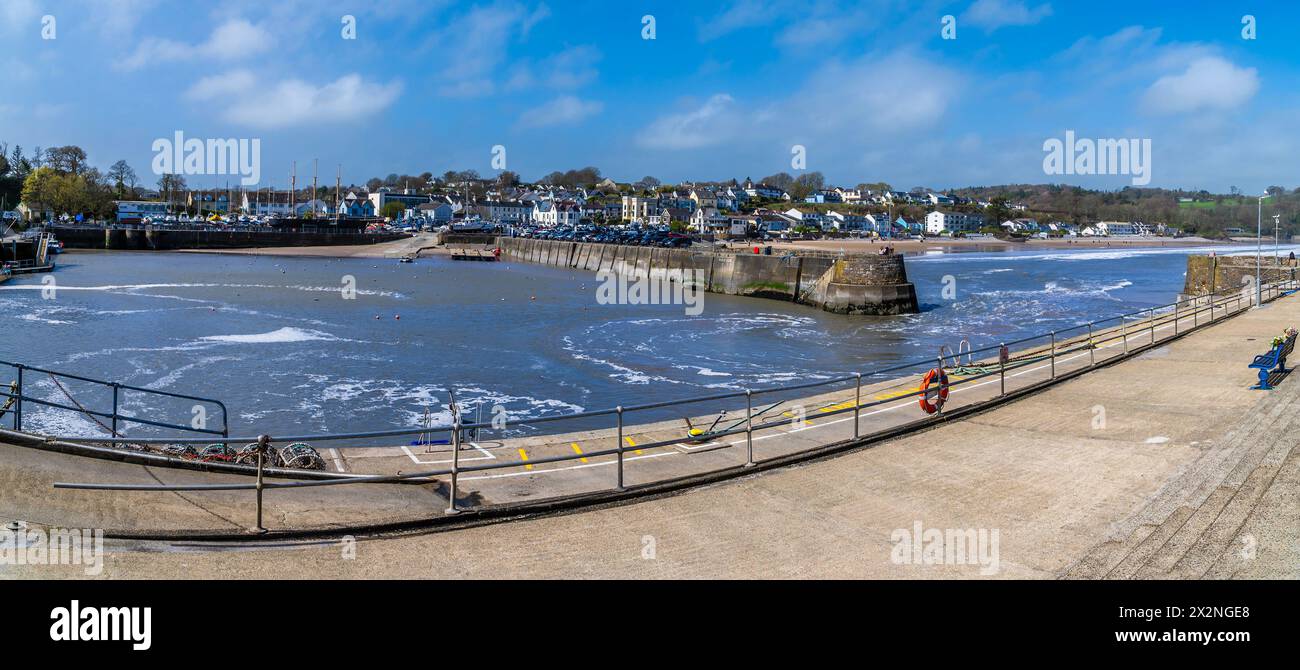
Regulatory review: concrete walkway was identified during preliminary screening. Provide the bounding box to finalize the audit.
[5,291,1298,578]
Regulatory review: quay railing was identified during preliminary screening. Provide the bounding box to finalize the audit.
[0,360,228,447]
[34,275,1300,533]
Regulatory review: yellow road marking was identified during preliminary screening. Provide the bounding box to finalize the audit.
[874,387,921,400]
[624,436,643,455]
[517,448,533,470]
[570,442,588,463]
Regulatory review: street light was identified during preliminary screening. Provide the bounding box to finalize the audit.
[1273,213,1282,263]
[1257,192,1272,307]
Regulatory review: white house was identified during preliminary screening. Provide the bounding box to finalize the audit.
[690,207,730,235]
[925,210,985,235]
[533,200,581,227]
[1000,218,1040,233]
[478,200,532,223]
[1091,221,1137,236]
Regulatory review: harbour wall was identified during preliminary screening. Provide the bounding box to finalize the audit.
[50,226,406,251]
[1183,254,1298,296]
[496,237,919,315]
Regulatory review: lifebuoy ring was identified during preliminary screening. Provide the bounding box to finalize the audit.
[919,368,949,414]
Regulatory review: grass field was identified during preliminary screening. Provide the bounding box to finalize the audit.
[1179,198,1245,209]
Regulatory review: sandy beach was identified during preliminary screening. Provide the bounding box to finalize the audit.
[177,233,447,259]
[771,235,1225,255]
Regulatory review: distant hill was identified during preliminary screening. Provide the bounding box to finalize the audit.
[946,184,1297,239]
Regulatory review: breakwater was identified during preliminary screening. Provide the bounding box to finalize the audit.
[496,237,919,315]
[1183,254,1298,296]
[50,226,406,251]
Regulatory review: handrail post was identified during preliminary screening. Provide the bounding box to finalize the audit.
[445,420,461,515]
[1122,317,1128,354]
[615,406,625,491]
[853,373,862,439]
[999,343,1006,396]
[1174,299,1179,334]
[253,434,269,534]
[110,382,119,449]
[1149,307,1155,344]
[1049,331,1056,379]
[1088,322,1095,366]
[744,389,754,468]
[14,364,22,431]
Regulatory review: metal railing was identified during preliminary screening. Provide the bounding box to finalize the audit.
[0,360,228,446]
[37,276,1300,533]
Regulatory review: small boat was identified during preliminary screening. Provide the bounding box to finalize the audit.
[399,256,415,263]
[0,264,12,284]
[47,238,64,254]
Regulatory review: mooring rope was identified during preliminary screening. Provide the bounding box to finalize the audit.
[46,372,118,437]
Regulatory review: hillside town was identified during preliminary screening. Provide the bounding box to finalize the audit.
[1,141,1274,244]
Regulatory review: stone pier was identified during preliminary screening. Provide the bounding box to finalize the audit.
[495,237,920,315]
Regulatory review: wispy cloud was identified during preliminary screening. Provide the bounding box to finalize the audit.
[186,70,403,128]
[427,1,552,97]
[638,52,961,152]
[637,94,739,150]
[962,0,1052,32]
[516,95,603,128]
[116,18,272,71]
[506,45,601,90]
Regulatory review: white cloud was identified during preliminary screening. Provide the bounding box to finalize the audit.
[516,96,603,128]
[637,52,960,152]
[186,71,403,128]
[0,0,38,35]
[962,0,1052,32]
[1141,57,1259,115]
[637,94,740,150]
[116,18,272,71]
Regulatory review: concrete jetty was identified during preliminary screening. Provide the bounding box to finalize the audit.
[496,237,920,315]
[3,283,1297,578]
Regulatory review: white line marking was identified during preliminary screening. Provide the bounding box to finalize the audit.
[401,441,498,465]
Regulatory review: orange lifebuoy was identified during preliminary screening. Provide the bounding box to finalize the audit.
[919,368,949,414]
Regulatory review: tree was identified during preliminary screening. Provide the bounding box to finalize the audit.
[10,145,31,179]
[45,145,88,175]
[21,167,58,217]
[381,201,405,220]
[108,160,138,199]
[789,171,826,201]
[761,172,794,191]
[0,142,9,177]
[496,170,520,188]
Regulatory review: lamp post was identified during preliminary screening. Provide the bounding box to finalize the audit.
[1273,214,1281,263]
[1257,193,1271,307]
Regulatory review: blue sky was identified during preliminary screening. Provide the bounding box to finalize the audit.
[2,0,1297,193]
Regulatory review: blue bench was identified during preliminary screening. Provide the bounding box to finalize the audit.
[1249,333,1296,390]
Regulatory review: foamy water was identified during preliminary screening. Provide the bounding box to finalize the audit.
[0,245,1262,439]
